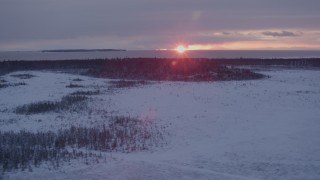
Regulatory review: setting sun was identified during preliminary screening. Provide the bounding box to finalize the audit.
[175,45,187,53]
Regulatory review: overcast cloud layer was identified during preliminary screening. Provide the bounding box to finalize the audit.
[1,0,320,50]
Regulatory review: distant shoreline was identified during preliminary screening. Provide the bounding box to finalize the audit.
[41,49,126,53]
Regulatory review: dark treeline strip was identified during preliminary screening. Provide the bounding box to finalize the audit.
[0,58,319,71]
[0,116,165,173]
[0,58,257,81]
[1,58,318,80]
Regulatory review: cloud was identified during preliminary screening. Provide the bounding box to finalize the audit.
[262,31,302,37]
[0,0,319,50]
[185,40,320,50]
[221,32,232,36]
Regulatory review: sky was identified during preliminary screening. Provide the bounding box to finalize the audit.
[0,0,320,51]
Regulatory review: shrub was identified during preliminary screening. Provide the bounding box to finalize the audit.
[0,82,26,89]
[61,95,87,106]
[70,90,100,96]
[15,95,87,114]
[15,101,57,114]
[0,116,166,173]
[66,83,84,88]
[72,78,83,82]
[0,79,7,83]
[0,84,9,89]
[109,80,149,89]
[10,74,36,79]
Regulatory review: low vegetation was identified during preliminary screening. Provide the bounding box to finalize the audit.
[109,80,149,89]
[0,82,26,89]
[72,78,83,82]
[15,95,87,114]
[0,116,165,173]
[0,79,7,83]
[66,83,84,88]
[10,74,36,79]
[70,90,100,96]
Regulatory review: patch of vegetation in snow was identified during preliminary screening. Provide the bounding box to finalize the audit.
[0,116,166,173]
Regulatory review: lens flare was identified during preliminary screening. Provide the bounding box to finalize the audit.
[175,45,187,53]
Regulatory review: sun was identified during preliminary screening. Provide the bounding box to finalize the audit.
[175,45,187,53]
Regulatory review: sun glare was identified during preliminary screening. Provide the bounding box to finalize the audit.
[175,45,187,53]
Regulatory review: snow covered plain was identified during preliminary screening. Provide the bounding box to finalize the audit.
[1,67,320,179]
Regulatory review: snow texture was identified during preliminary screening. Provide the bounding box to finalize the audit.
[1,68,320,180]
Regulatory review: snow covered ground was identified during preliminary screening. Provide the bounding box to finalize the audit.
[1,68,320,179]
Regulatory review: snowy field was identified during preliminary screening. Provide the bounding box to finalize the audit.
[1,68,320,179]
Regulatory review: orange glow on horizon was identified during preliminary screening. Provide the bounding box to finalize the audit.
[172,41,320,51]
